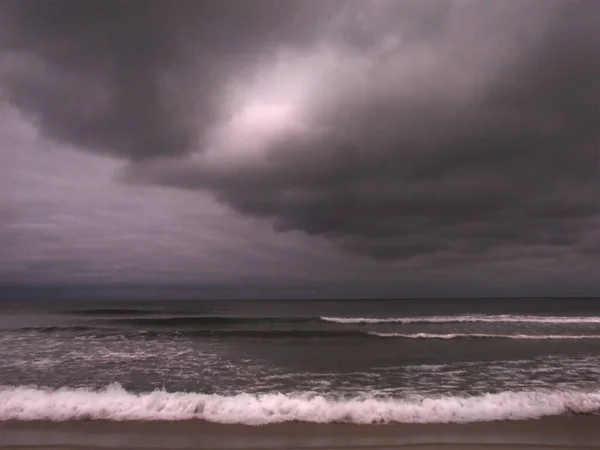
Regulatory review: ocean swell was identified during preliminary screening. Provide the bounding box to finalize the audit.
[321,315,600,324]
[369,332,600,340]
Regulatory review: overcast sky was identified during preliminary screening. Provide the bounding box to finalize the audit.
[0,0,598,298]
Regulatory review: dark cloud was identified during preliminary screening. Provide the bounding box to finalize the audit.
[1,0,599,273]
[0,0,334,158]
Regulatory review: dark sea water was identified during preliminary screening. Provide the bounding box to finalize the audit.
[1,298,600,424]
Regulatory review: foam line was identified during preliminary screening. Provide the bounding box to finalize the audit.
[1,385,600,424]
[368,332,600,340]
[321,315,600,324]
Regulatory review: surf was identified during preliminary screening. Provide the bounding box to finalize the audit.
[321,315,600,324]
[368,332,600,340]
[2,385,600,424]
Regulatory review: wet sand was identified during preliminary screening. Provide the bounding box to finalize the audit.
[2,415,600,449]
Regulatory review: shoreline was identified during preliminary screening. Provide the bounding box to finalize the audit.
[2,415,600,450]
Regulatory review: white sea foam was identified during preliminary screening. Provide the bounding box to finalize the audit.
[368,332,600,340]
[1,385,600,424]
[322,315,600,324]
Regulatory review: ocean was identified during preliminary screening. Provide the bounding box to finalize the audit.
[1,297,600,449]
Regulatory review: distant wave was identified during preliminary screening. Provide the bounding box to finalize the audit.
[114,315,600,326]
[175,329,366,339]
[369,332,600,340]
[321,315,600,324]
[4,326,98,333]
[63,309,166,316]
[54,314,600,327]
[108,316,318,327]
[1,385,599,424]
[10,326,600,341]
[7,326,367,339]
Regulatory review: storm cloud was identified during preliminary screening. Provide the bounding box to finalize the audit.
[1,0,599,284]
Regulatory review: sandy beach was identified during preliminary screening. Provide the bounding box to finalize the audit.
[2,415,600,450]
[4,300,600,450]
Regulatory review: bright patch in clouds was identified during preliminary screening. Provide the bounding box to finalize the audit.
[217,100,297,156]
[200,47,355,166]
[199,54,312,164]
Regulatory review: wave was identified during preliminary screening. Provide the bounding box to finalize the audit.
[321,315,600,324]
[1,385,599,424]
[9,326,600,341]
[53,314,600,328]
[369,332,600,340]
[166,329,366,339]
[111,315,600,326]
[5,326,367,339]
[3,326,98,333]
[108,316,317,327]
[63,309,166,316]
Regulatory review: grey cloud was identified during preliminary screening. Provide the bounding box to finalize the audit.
[0,0,334,159]
[0,110,394,288]
[1,0,599,273]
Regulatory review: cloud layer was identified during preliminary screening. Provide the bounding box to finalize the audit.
[1,0,598,289]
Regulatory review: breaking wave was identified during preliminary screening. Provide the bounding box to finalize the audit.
[1,385,599,424]
[321,315,600,324]
[8,328,600,341]
[369,332,600,340]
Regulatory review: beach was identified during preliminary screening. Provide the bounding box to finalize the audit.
[2,416,600,449]
[2,299,600,449]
